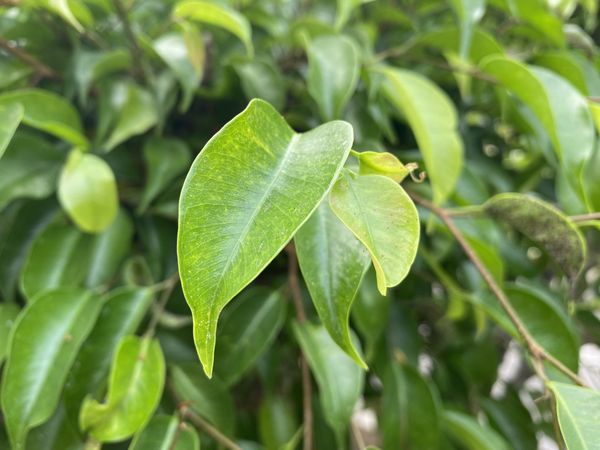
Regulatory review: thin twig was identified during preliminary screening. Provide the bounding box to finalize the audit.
[111,0,145,81]
[145,272,180,338]
[570,212,600,223]
[410,192,588,387]
[0,37,59,79]
[286,244,314,450]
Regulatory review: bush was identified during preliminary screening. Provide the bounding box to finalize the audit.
[0,0,599,449]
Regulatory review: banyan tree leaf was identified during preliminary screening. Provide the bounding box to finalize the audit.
[306,34,360,121]
[129,415,200,450]
[1,288,103,450]
[0,103,23,160]
[177,99,352,377]
[375,66,464,205]
[295,200,370,367]
[549,382,600,450]
[450,0,486,59]
[329,171,419,295]
[444,410,511,450]
[174,0,253,57]
[483,193,586,279]
[80,335,166,442]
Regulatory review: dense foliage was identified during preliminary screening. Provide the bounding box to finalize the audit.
[1,0,600,449]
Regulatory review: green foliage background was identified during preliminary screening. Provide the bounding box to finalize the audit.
[1,0,600,449]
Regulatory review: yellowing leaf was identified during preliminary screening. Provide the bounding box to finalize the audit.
[177,99,352,377]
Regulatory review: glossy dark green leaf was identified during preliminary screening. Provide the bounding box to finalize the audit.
[58,150,119,233]
[376,67,464,204]
[484,193,586,279]
[129,415,200,450]
[481,56,594,202]
[1,288,103,449]
[306,35,359,121]
[258,395,298,450]
[170,363,235,436]
[0,303,19,363]
[64,286,154,420]
[329,171,419,295]
[214,287,286,386]
[444,411,511,450]
[138,138,191,214]
[382,362,441,449]
[234,59,285,111]
[0,133,66,211]
[0,89,88,148]
[154,32,203,112]
[550,382,600,450]
[355,151,411,182]
[177,99,352,376]
[295,200,370,367]
[26,402,84,450]
[0,103,22,159]
[174,1,253,57]
[293,322,364,438]
[80,335,166,442]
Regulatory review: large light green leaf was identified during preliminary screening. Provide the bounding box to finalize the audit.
[177,99,352,376]
[64,286,154,420]
[0,89,88,148]
[0,103,23,160]
[101,82,159,151]
[483,193,586,279]
[1,288,102,449]
[306,35,359,121]
[80,335,165,442]
[550,382,600,450]
[174,0,253,57]
[139,138,191,214]
[170,363,235,436]
[0,134,66,211]
[376,67,464,204]
[214,287,286,386]
[450,0,486,58]
[444,410,511,450]
[74,50,131,104]
[154,32,203,112]
[329,171,419,295]
[382,362,441,449]
[295,200,370,367]
[480,56,595,202]
[58,150,118,233]
[129,415,199,450]
[293,322,364,439]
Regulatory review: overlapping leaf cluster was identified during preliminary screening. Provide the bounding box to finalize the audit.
[1,0,600,449]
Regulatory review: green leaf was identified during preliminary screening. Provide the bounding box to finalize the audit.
[450,0,486,59]
[0,89,88,148]
[292,322,364,438]
[214,287,286,386]
[154,32,203,112]
[483,193,586,279]
[0,103,23,160]
[73,50,131,105]
[26,402,84,450]
[129,415,200,450]
[382,362,441,449]
[0,134,66,211]
[174,0,253,57]
[170,363,235,436]
[329,171,420,295]
[234,59,286,111]
[43,0,85,32]
[501,0,564,46]
[444,410,511,450]
[295,200,370,367]
[376,67,464,204]
[480,56,595,202]
[64,286,154,420]
[549,382,600,450]
[355,151,412,182]
[80,335,166,442]
[58,150,119,233]
[258,395,298,450]
[177,99,352,377]
[0,303,20,363]
[335,0,371,29]
[1,288,103,449]
[101,82,159,151]
[139,138,191,214]
[306,35,359,121]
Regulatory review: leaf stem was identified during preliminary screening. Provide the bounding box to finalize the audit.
[410,192,588,387]
[145,272,180,338]
[0,37,59,80]
[570,212,600,222]
[286,243,314,450]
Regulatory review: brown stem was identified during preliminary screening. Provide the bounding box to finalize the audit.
[0,37,59,79]
[570,212,600,222]
[286,244,313,450]
[410,193,587,387]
